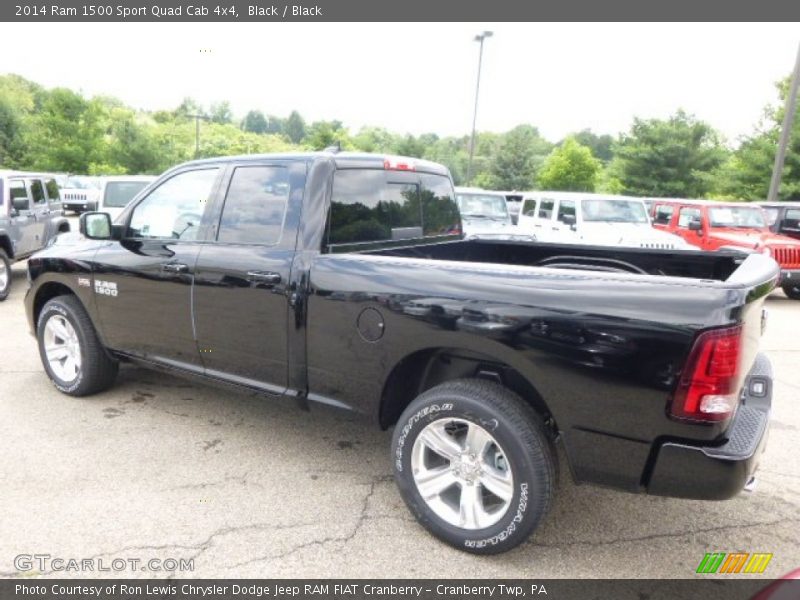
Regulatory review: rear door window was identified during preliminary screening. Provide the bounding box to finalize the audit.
[538,199,555,219]
[45,178,61,205]
[30,179,47,205]
[216,166,290,245]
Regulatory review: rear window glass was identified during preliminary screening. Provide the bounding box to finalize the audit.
[31,179,46,205]
[104,181,151,208]
[538,199,554,219]
[326,170,459,251]
[45,179,60,203]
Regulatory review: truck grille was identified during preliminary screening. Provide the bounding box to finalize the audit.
[772,246,800,269]
[63,193,86,201]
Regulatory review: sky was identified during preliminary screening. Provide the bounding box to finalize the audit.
[0,22,798,145]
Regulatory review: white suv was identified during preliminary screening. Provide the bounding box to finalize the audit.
[96,175,157,221]
[454,187,515,238]
[517,191,694,250]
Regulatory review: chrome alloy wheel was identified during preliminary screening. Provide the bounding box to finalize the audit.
[43,314,82,383]
[411,418,514,530]
[0,260,8,292]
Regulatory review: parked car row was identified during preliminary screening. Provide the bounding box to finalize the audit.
[453,187,800,299]
[650,199,800,299]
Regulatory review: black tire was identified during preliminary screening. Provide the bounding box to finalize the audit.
[391,379,555,554]
[0,249,11,301]
[36,295,118,396]
[782,283,800,300]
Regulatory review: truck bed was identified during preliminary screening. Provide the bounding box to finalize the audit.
[367,238,745,281]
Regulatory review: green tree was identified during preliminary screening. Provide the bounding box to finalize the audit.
[209,101,233,125]
[571,129,614,163]
[27,89,108,173]
[284,110,306,144]
[305,120,351,150]
[487,125,552,190]
[719,76,800,201]
[241,110,268,134]
[537,137,600,191]
[614,110,727,198]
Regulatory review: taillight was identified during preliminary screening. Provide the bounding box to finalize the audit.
[383,156,415,171]
[670,325,743,422]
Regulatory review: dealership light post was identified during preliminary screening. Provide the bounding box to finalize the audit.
[188,113,210,158]
[466,30,493,186]
[768,41,800,203]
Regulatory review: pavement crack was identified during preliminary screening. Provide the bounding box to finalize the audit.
[221,474,393,570]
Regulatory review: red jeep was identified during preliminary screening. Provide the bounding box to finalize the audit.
[651,199,800,299]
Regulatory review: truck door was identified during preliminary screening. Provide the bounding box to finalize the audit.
[192,161,303,395]
[554,198,578,241]
[675,206,705,248]
[28,178,50,251]
[93,167,222,368]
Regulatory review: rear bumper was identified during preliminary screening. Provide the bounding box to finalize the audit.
[646,353,772,500]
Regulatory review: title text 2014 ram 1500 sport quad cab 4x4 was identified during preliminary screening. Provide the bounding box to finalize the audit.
[25,153,777,554]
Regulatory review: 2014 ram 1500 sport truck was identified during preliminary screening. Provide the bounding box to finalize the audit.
[25,152,777,554]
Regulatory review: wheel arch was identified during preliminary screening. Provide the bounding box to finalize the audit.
[379,346,556,435]
[0,234,13,259]
[32,281,81,327]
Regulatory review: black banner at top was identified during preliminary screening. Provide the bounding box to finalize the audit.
[3,0,800,22]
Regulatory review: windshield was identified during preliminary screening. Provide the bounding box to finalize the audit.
[104,181,151,207]
[708,206,766,229]
[581,199,649,223]
[455,194,509,219]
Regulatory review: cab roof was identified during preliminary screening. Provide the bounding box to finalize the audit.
[175,151,451,176]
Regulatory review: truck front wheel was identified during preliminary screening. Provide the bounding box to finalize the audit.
[36,295,118,396]
[0,249,10,301]
[782,283,800,300]
[391,379,555,554]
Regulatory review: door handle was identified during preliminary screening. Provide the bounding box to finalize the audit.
[161,262,189,273]
[247,271,281,285]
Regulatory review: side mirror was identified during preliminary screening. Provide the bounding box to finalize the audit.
[80,212,114,240]
[688,219,702,231]
[561,213,576,227]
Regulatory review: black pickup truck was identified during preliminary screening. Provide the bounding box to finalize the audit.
[25,152,777,554]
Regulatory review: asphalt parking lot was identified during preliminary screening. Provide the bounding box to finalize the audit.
[1,255,798,579]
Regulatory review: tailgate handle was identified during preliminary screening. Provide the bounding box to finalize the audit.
[161,262,189,273]
[247,271,281,285]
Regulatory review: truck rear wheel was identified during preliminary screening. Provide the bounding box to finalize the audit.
[391,379,555,554]
[782,283,800,300]
[36,295,118,396]
[0,249,10,301]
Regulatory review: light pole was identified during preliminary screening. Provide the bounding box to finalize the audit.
[768,41,800,203]
[466,30,493,186]
[188,113,210,157]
